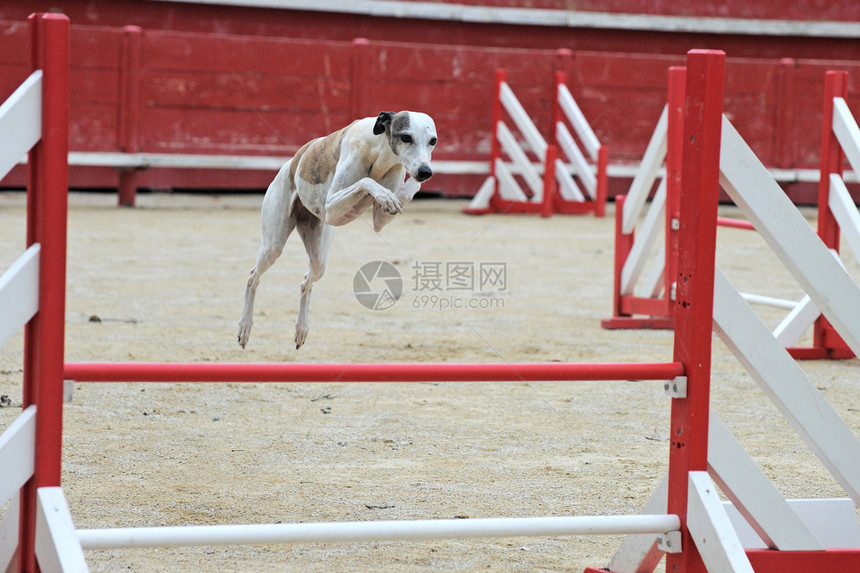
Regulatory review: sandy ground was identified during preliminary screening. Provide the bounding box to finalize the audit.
[1,191,860,572]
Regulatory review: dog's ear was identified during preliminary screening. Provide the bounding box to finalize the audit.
[373,111,395,135]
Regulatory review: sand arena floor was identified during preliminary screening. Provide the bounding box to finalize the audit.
[1,191,859,572]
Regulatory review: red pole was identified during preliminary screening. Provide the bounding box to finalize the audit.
[63,361,685,384]
[813,71,849,357]
[595,145,608,218]
[666,49,724,573]
[20,12,70,573]
[716,216,755,231]
[488,69,505,212]
[664,66,686,321]
[541,144,557,218]
[606,194,633,322]
[817,71,846,251]
[550,70,564,216]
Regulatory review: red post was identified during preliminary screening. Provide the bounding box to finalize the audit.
[555,48,573,78]
[117,25,142,207]
[816,70,847,358]
[541,144,557,218]
[667,49,725,573]
[664,67,686,320]
[489,69,506,212]
[818,72,847,258]
[595,145,608,218]
[20,12,70,573]
[606,194,632,321]
[811,70,851,358]
[552,69,565,136]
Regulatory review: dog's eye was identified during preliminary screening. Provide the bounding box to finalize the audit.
[429,137,437,146]
[400,134,413,144]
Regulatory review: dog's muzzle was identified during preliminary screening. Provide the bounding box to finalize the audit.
[415,166,433,182]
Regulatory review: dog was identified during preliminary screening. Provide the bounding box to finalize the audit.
[237,111,437,349]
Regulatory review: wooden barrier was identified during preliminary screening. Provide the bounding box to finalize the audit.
[603,65,860,362]
[464,68,607,216]
[601,67,685,329]
[603,51,860,573]
[0,12,70,572]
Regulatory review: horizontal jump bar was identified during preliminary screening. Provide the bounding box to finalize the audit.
[76,514,681,549]
[716,216,755,231]
[63,361,684,383]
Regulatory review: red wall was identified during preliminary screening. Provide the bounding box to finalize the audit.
[1,7,859,198]
[2,1,858,60]
[379,0,860,21]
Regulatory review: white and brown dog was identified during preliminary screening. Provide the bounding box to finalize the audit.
[237,111,437,349]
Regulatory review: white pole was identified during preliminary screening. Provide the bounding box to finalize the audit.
[77,514,680,550]
[739,292,798,310]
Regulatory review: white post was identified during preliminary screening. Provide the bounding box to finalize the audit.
[708,413,822,550]
[0,494,21,572]
[498,81,548,161]
[557,83,601,161]
[621,178,667,295]
[0,71,42,181]
[36,488,89,573]
[622,105,668,234]
[833,98,860,174]
[687,472,754,573]
[0,245,41,351]
[828,174,860,264]
[719,115,860,357]
[713,267,860,503]
[0,406,37,508]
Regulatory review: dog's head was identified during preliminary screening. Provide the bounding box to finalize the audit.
[373,111,437,182]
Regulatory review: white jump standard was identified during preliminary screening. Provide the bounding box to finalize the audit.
[237,110,437,349]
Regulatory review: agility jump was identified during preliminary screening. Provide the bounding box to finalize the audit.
[601,67,685,330]
[602,62,860,361]
[3,17,860,572]
[0,13,70,573]
[605,56,860,571]
[464,68,608,217]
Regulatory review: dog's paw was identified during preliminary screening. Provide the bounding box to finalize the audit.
[295,323,309,349]
[237,321,252,348]
[373,190,402,215]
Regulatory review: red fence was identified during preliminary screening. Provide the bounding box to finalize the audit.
[1,18,859,198]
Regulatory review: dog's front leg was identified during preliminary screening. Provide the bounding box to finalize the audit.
[325,177,402,226]
[372,177,421,232]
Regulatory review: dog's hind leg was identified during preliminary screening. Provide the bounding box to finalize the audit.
[294,199,335,349]
[237,165,296,348]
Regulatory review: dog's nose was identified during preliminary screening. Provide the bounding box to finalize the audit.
[416,166,433,182]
